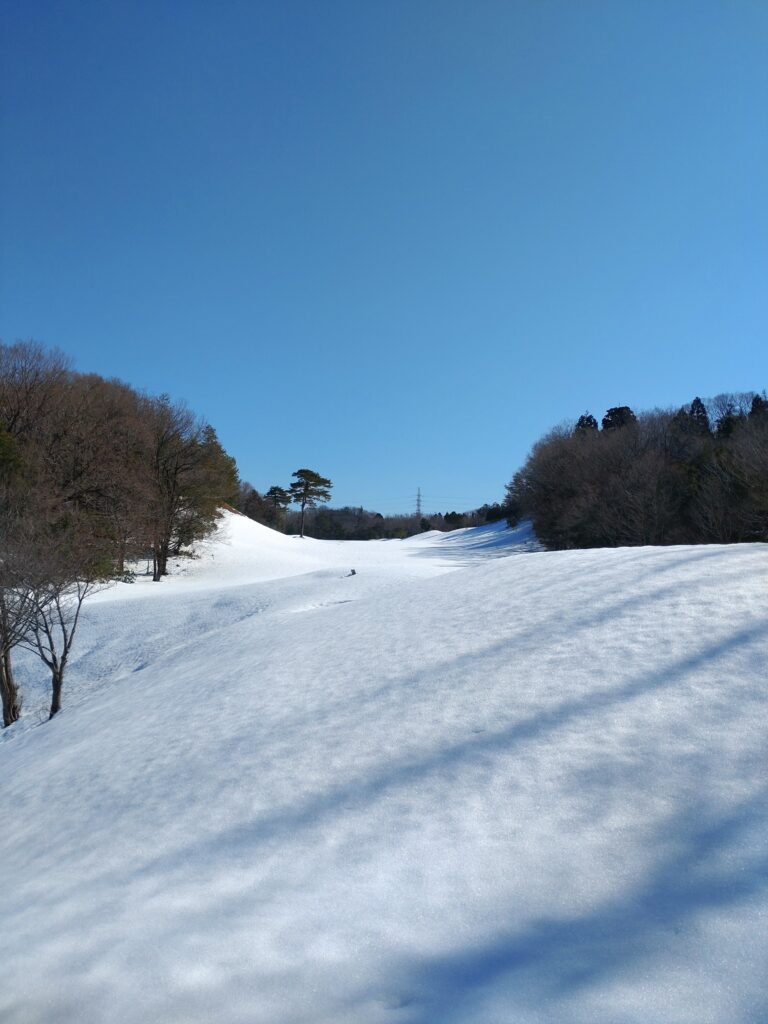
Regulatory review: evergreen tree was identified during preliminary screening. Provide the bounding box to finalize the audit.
[574,412,598,434]
[689,396,711,435]
[671,396,711,440]
[601,406,637,430]
[444,511,465,528]
[265,485,291,530]
[749,394,768,420]
[240,487,268,524]
[289,469,332,538]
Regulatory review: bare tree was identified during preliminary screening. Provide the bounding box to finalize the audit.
[23,577,100,719]
[0,419,38,726]
[0,582,35,726]
[140,397,239,580]
[0,340,70,441]
[0,493,58,726]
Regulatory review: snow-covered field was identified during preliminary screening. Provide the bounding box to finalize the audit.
[2,512,767,1024]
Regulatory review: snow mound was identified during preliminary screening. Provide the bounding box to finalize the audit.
[95,511,541,600]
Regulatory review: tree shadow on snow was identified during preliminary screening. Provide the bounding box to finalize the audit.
[118,610,768,1022]
[413,521,541,562]
[134,618,768,884]
[394,788,768,1023]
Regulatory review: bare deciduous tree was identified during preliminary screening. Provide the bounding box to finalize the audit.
[141,397,239,580]
[0,579,35,726]
[24,576,100,719]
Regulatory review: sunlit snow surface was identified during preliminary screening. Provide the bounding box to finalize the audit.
[2,512,767,1023]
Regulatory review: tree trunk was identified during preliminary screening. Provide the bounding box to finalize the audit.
[49,669,63,719]
[299,501,306,539]
[0,648,21,727]
[153,540,169,581]
[116,534,126,575]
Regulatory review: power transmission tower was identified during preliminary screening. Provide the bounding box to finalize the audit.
[416,487,422,517]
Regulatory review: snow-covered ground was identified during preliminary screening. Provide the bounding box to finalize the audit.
[2,512,767,1024]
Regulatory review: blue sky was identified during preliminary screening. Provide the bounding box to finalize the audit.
[1,1,766,514]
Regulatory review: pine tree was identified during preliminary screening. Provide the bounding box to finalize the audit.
[289,469,332,538]
[265,485,291,530]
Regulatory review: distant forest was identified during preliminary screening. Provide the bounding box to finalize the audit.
[506,393,768,549]
[235,483,508,540]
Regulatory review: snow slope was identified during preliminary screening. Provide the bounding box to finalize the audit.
[2,512,767,1024]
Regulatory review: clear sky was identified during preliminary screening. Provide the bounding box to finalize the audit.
[1,1,766,514]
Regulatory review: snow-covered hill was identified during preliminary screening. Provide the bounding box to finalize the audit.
[2,513,767,1024]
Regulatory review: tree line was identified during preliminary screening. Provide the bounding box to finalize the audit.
[0,340,239,724]
[506,393,768,549]
[236,478,508,540]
